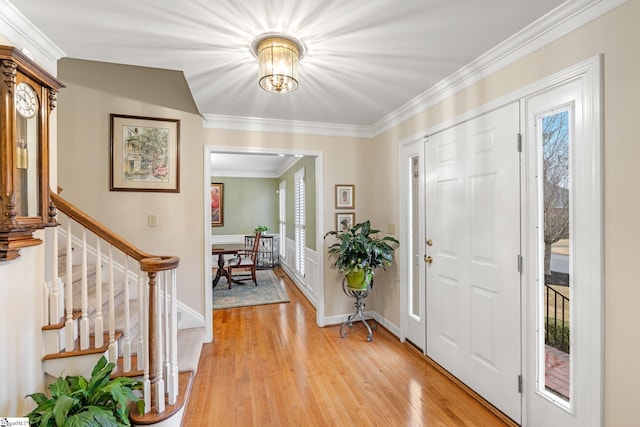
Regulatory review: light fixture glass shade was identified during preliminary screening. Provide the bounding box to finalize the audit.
[257,37,300,94]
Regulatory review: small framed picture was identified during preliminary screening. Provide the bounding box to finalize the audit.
[336,213,355,232]
[335,184,355,209]
[211,183,223,226]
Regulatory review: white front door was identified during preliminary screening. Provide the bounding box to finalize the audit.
[401,140,426,350]
[425,102,522,422]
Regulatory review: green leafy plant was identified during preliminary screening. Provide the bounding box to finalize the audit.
[324,220,399,287]
[254,225,270,233]
[26,356,144,427]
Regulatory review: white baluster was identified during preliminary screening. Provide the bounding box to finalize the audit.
[43,227,51,325]
[137,270,145,371]
[79,227,89,350]
[108,245,117,362]
[42,279,49,327]
[64,217,75,352]
[155,272,165,414]
[142,272,151,414]
[49,223,63,325]
[168,269,179,404]
[123,256,132,372]
[94,239,104,348]
[163,271,172,403]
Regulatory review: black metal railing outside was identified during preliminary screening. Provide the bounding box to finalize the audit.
[544,284,570,353]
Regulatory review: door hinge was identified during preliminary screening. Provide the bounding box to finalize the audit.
[516,133,522,152]
[517,255,523,273]
[518,375,523,393]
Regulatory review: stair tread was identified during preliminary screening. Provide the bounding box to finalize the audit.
[42,310,81,331]
[112,354,143,378]
[177,327,206,375]
[43,331,123,360]
[129,371,194,425]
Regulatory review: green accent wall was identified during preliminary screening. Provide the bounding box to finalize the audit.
[210,156,316,251]
[211,177,279,235]
[279,157,316,251]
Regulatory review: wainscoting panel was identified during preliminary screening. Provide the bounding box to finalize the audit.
[280,237,318,308]
[211,234,245,245]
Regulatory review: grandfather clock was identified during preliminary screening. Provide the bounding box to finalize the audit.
[0,46,64,260]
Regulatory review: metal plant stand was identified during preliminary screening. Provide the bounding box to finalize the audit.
[340,277,377,342]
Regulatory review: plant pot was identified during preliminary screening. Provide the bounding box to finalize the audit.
[346,269,372,290]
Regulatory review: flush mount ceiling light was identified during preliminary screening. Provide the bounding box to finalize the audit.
[251,34,305,94]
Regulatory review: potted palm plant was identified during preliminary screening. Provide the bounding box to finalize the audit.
[324,220,399,289]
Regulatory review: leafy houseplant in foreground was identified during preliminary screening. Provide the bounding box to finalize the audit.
[324,220,399,289]
[26,356,143,427]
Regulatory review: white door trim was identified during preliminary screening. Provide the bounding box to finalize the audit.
[203,145,325,343]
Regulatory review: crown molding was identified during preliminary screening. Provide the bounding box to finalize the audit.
[0,0,66,73]
[370,0,627,136]
[201,113,373,138]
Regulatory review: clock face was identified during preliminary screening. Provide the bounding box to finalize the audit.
[15,82,38,118]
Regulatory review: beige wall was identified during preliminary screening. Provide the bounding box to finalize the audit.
[372,1,640,424]
[56,58,371,319]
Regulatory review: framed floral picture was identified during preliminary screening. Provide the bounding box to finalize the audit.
[110,114,180,192]
[211,183,223,226]
[336,212,355,232]
[335,184,355,209]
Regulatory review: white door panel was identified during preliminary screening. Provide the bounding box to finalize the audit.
[426,102,521,422]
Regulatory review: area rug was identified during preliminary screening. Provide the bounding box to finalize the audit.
[213,269,290,310]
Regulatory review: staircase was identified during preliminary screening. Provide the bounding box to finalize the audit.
[41,192,204,426]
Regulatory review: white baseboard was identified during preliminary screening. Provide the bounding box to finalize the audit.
[367,311,400,338]
[323,311,400,339]
[280,262,317,307]
[177,301,205,335]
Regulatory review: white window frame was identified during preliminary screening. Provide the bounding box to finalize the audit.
[279,180,286,260]
[294,167,305,276]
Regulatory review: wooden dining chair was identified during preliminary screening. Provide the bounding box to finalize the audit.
[227,231,262,286]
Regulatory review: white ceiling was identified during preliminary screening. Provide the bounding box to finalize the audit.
[211,152,300,177]
[9,0,579,175]
[10,0,567,130]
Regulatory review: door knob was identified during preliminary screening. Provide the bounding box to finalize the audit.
[426,239,433,247]
[424,255,433,264]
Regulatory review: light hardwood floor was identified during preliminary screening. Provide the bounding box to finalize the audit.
[183,269,515,426]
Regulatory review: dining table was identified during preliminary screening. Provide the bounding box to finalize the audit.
[212,244,245,289]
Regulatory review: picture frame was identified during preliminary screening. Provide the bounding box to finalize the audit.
[211,183,224,226]
[336,212,355,232]
[335,184,355,209]
[110,114,180,192]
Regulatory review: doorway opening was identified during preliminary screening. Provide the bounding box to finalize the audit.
[202,145,325,342]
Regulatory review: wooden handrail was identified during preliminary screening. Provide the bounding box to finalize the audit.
[51,192,179,272]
